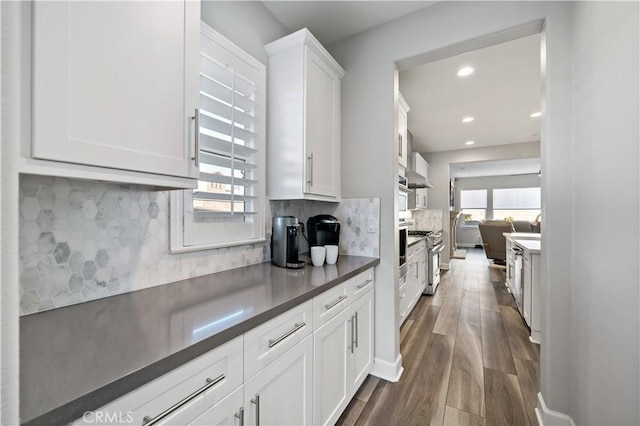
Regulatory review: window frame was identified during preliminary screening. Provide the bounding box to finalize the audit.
[169,23,266,253]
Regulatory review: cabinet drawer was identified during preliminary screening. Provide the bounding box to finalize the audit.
[349,268,374,299]
[244,300,313,379]
[407,240,426,258]
[74,336,243,426]
[313,282,350,329]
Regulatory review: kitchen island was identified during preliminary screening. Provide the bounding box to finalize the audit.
[20,255,379,425]
[505,233,541,343]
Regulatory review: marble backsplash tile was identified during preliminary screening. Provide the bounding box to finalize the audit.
[18,174,379,315]
[411,208,444,231]
[270,197,380,258]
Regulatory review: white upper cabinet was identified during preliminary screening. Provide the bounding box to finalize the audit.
[398,93,410,169]
[265,29,345,201]
[29,1,200,188]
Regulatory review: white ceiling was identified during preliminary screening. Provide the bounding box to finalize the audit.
[450,158,541,179]
[400,34,542,154]
[262,1,437,46]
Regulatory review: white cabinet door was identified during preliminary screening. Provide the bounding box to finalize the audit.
[348,290,374,395]
[406,258,419,309]
[418,248,427,292]
[398,275,409,324]
[32,1,199,179]
[265,29,344,201]
[416,188,429,209]
[313,307,351,426]
[530,253,541,343]
[305,46,341,198]
[244,335,313,426]
[523,255,532,326]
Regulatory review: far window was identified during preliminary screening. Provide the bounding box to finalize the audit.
[493,187,541,222]
[460,189,487,223]
[170,23,266,252]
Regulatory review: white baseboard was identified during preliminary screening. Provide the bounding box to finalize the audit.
[456,243,476,248]
[440,263,450,270]
[370,354,404,382]
[530,331,541,345]
[536,392,576,426]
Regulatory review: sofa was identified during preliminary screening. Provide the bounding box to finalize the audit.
[512,220,541,233]
[478,220,515,263]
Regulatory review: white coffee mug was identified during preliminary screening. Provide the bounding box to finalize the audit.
[310,246,326,266]
[325,245,339,265]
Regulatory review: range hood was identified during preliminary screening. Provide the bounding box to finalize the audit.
[406,153,433,188]
[407,178,433,189]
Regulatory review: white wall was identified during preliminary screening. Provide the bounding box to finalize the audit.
[330,1,575,402]
[426,141,541,261]
[570,2,639,424]
[201,1,288,65]
[2,3,24,424]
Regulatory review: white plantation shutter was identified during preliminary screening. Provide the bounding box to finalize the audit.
[171,23,266,252]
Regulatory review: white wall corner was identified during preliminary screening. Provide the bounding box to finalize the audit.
[536,392,576,426]
[370,354,404,382]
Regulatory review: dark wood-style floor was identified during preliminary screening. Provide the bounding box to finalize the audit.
[337,248,540,426]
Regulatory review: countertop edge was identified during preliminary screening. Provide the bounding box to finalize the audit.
[407,236,426,247]
[513,239,541,254]
[23,257,380,426]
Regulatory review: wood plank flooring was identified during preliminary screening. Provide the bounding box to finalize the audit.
[337,248,539,426]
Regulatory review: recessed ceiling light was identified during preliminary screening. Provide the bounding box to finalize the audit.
[457,67,474,77]
[530,111,542,118]
[462,116,474,123]
[465,141,475,145]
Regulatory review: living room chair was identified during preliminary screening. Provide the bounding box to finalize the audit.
[478,220,515,263]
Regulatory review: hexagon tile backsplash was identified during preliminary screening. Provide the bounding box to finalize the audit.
[18,175,380,315]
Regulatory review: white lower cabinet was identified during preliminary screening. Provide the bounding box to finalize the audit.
[75,267,375,426]
[313,279,374,426]
[418,248,427,293]
[73,336,244,426]
[528,252,541,343]
[313,307,351,425]
[244,335,314,426]
[348,290,374,394]
[399,241,426,325]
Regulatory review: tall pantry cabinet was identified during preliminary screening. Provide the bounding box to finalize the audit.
[265,29,345,201]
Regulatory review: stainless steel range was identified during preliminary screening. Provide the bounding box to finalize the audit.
[408,230,444,295]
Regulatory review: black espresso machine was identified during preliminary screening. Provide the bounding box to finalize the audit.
[307,215,341,247]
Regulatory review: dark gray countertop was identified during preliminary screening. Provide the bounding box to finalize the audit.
[20,255,379,425]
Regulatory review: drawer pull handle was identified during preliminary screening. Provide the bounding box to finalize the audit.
[252,393,261,426]
[142,373,225,425]
[235,407,244,426]
[350,316,355,354]
[355,311,359,348]
[325,295,348,310]
[356,279,372,289]
[268,322,306,348]
[191,109,200,167]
